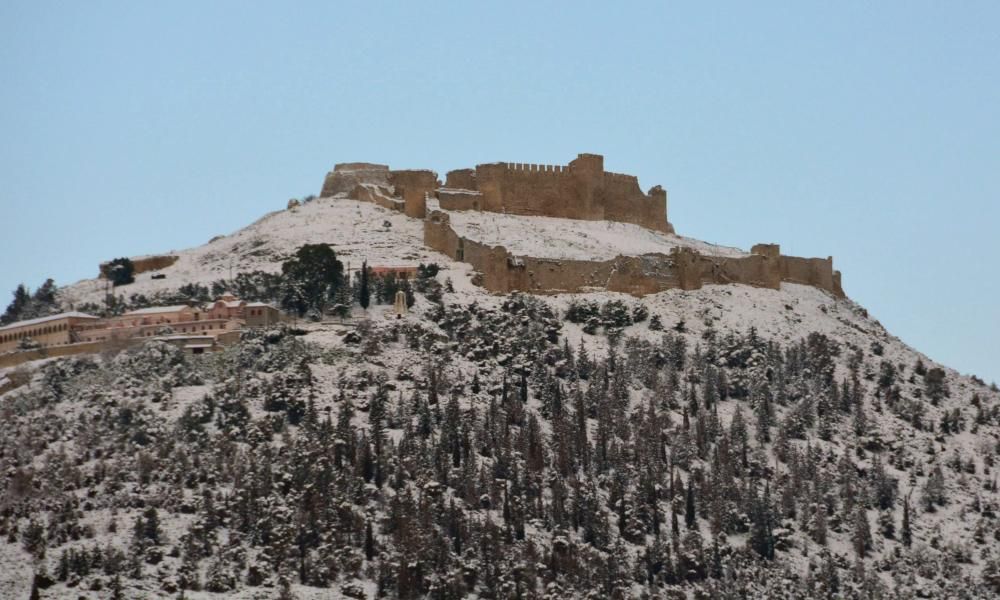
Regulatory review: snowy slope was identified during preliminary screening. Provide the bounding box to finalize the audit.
[59,196,445,308]
[430,198,747,260]
[4,193,999,599]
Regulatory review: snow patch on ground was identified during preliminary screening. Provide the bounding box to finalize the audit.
[60,197,449,307]
[434,200,748,260]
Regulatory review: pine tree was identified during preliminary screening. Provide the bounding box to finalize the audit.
[142,507,161,545]
[901,496,912,547]
[365,520,375,561]
[369,388,387,488]
[852,505,872,557]
[852,397,868,437]
[359,261,371,309]
[755,389,772,444]
[110,573,124,600]
[749,484,775,560]
[29,573,40,600]
[685,480,697,529]
[810,502,828,545]
[2,283,31,324]
[332,282,352,318]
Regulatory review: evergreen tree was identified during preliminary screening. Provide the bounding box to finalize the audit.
[1,283,31,324]
[749,484,775,560]
[110,574,124,600]
[365,520,375,561]
[901,496,912,547]
[280,243,344,316]
[359,261,371,309]
[29,571,42,600]
[924,368,950,405]
[852,505,873,557]
[810,502,828,545]
[142,507,162,545]
[106,257,136,287]
[685,481,697,529]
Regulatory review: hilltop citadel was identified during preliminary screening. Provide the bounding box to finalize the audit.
[322,153,844,298]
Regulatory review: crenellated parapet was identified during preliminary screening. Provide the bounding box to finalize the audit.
[322,154,845,299]
[325,153,672,233]
[460,153,673,233]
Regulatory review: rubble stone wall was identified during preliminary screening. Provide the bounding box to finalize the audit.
[388,170,438,219]
[320,162,390,197]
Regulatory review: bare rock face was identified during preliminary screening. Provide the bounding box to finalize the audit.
[320,163,390,197]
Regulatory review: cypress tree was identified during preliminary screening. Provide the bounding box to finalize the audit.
[359,260,370,309]
[852,504,873,557]
[1,284,30,325]
[902,496,912,547]
[685,481,697,529]
[750,484,775,560]
[365,520,375,560]
[29,574,40,600]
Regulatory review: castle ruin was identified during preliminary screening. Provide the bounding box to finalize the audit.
[438,153,673,234]
[319,153,845,298]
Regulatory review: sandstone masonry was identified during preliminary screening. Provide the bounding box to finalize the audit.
[423,210,845,298]
[319,153,845,299]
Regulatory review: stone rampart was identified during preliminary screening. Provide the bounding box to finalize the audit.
[326,154,844,299]
[465,154,673,233]
[388,170,438,219]
[444,169,476,190]
[425,210,844,298]
[436,189,483,211]
[779,255,844,297]
[324,154,671,232]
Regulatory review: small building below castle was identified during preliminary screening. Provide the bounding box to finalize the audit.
[0,295,285,359]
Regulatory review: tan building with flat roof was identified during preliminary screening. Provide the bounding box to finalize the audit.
[245,302,283,327]
[0,312,100,354]
[1,295,285,361]
[75,304,240,344]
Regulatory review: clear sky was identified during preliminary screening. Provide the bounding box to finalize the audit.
[1,2,997,383]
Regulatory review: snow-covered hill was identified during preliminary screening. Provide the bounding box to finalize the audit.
[428,197,746,260]
[4,195,1000,599]
[60,196,443,308]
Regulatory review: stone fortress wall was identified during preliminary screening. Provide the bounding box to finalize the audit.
[423,211,845,298]
[320,163,390,197]
[321,154,845,299]
[442,154,672,234]
[322,163,438,219]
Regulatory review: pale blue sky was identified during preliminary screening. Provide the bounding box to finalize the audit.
[1,2,997,383]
